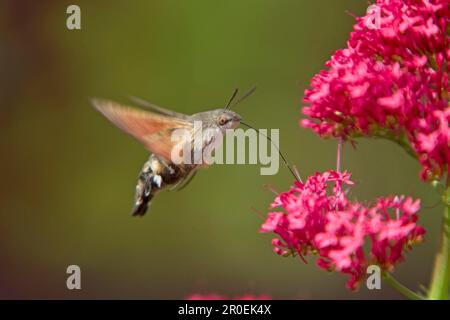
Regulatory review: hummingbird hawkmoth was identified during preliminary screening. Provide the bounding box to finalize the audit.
[91,87,257,216]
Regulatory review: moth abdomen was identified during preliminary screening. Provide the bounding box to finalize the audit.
[131,154,190,216]
[131,160,155,216]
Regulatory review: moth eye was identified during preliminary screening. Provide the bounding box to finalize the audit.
[218,117,227,125]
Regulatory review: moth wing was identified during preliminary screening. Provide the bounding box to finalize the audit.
[92,98,193,161]
[128,96,190,120]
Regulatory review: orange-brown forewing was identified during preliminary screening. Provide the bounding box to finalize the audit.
[92,98,193,161]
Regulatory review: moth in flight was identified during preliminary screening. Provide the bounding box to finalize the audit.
[92,88,256,216]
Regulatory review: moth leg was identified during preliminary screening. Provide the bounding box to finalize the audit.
[170,170,197,191]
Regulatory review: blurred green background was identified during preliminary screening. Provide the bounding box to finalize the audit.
[0,0,443,299]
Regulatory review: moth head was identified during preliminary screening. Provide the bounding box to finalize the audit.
[216,109,241,129]
[213,86,255,130]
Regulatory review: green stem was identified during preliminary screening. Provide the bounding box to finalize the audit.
[382,272,425,300]
[389,135,417,160]
[355,132,418,160]
[428,186,450,300]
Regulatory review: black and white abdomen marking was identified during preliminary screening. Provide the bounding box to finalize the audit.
[131,154,191,216]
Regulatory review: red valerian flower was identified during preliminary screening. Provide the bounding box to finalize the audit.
[302,0,449,181]
[260,171,425,290]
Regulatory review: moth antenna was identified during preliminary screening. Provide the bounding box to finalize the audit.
[240,121,302,183]
[231,86,257,109]
[225,88,239,110]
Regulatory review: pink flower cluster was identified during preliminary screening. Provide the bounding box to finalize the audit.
[260,171,425,290]
[186,294,271,300]
[302,0,449,180]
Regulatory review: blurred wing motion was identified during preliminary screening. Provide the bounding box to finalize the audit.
[91,98,193,161]
[128,96,190,120]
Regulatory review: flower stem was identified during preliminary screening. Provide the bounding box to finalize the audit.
[382,273,425,300]
[360,132,417,160]
[428,186,450,300]
[336,138,343,173]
